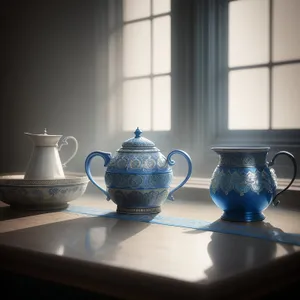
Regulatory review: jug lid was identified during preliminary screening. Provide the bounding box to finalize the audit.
[24,128,62,138]
[119,128,158,152]
[24,128,62,147]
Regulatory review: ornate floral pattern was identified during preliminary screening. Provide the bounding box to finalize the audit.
[0,183,88,209]
[85,129,193,214]
[107,152,170,174]
[105,172,173,189]
[218,153,267,167]
[210,167,277,196]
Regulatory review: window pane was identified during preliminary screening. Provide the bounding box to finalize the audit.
[272,64,300,129]
[123,21,151,77]
[229,0,269,67]
[123,0,150,22]
[273,0,300,61]
[228,68,269,130]
[153,0,170,15]
[153,16,171,74]
[153,76,171,131]
[123,79,151,131]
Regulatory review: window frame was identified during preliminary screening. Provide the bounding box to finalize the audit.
[103,0,300,179]
[101,0,176,154]
[117,0,172,133]
[214,0,300,178]
[224,0,300,142]
[171,0,300,178]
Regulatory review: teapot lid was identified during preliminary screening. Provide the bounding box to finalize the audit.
[119,128,158,152]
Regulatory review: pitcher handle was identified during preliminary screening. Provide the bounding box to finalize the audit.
[167,149,192,200]
[85,151,112,200]
[268,151,297,206]
[58,136,79,168]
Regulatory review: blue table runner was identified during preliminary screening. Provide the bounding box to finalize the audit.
[66,205,300,246]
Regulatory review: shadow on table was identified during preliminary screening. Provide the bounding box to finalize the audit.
[85,212,158,261]
[0,204,57,221]
[0,211,156,264]
[186,219,297,282]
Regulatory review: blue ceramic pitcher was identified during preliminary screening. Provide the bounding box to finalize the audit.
[85,128,192,214]
[209,147,297,222]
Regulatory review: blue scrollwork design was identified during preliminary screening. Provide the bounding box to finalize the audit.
[107,153,170,173]
[210,167,277,196]
[105,172,172,189]
[219,153,267,167]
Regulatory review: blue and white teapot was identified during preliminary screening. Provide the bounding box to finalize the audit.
[85,128,192,214]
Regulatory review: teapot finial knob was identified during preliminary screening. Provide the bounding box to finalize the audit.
[44,128,47,135]
[134,127,142,138]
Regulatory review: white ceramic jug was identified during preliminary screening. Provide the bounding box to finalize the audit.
[24,129,78,180]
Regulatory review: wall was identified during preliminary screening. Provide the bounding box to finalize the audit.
[0,0,108,175]
[0,0,298,182]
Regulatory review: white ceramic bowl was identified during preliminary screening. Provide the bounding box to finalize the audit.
[0,172,89,210]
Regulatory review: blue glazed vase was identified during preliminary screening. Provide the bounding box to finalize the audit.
[209,147,297,222]
[85,128,192,214]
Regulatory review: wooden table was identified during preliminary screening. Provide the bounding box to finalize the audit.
[1,189,300,299]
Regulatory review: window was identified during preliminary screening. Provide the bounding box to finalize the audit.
[167,0,300,178]
[122,0,171,131]
[105,0,300,178]
[228,0,300,130]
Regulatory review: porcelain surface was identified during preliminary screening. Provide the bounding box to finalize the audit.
[0,172,89,210]
[24,128,78,180]
[85,128,192,214]
[209,147,297,222]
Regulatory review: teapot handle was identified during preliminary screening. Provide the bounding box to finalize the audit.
[85,151,112,200]
[167,150,192,200]
[58,136,79,168]
[268,151,297,206]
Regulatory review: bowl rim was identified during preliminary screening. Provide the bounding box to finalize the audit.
[0,172,89,187]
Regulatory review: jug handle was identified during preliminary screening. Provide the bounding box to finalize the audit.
[167,149,192,201]
[58,136,79,168]
[268,151,297,206]
[85,151,112,200]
